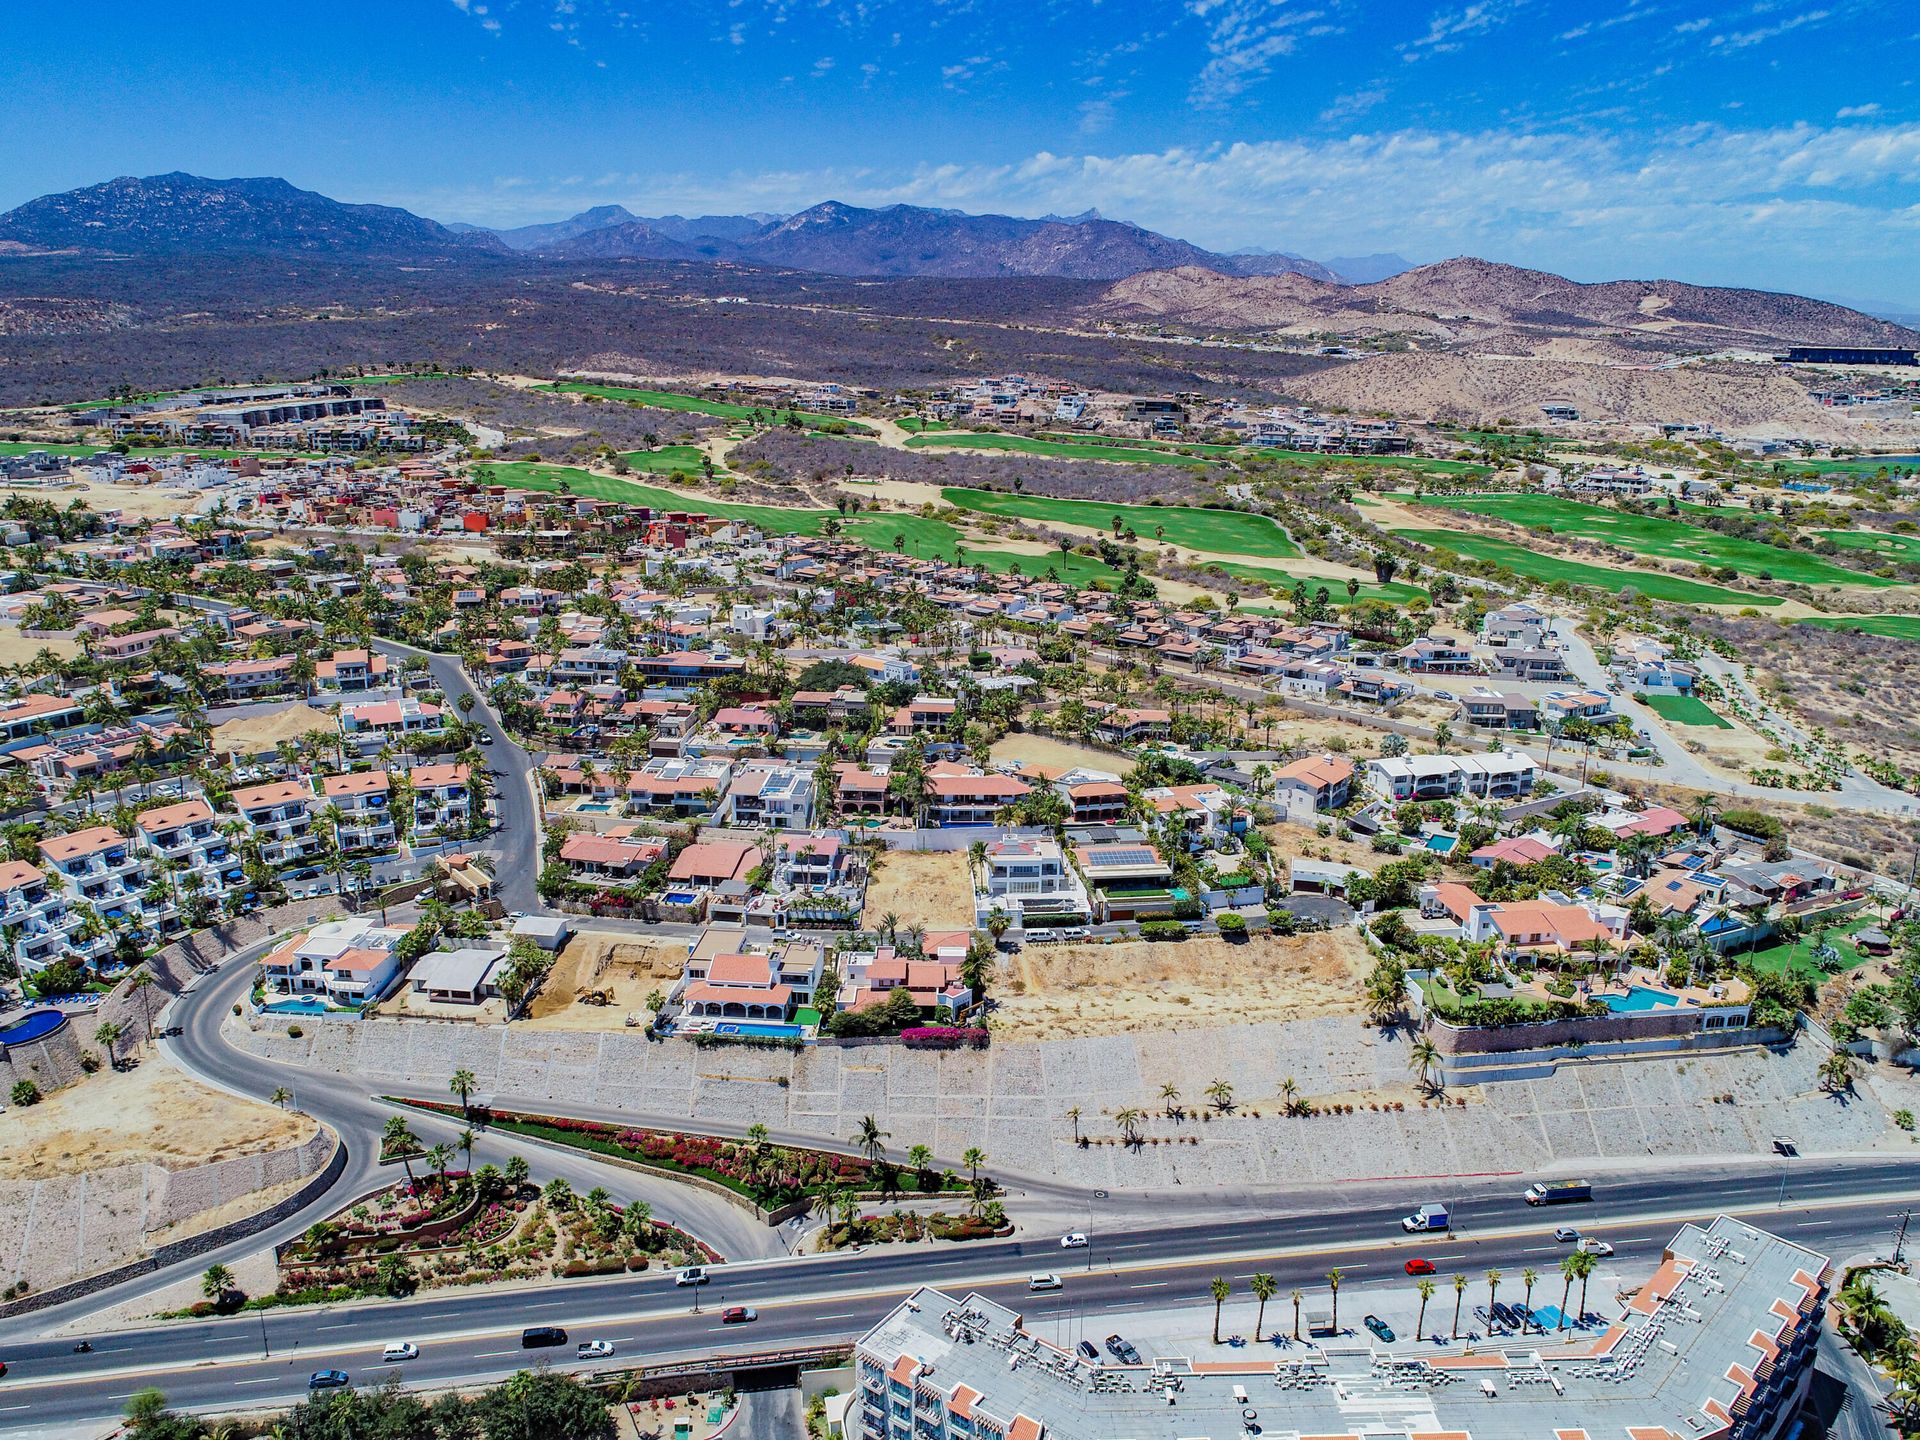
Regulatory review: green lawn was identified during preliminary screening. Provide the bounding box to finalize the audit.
[940,487,1301,558]
[613,445,711,479]
[1641,692,1733,729]
[1757,455,1920,477]
[1415,493,1895,588]
[1212,561,1427,604]
[1744,915,1883,981]
[1816,529,1920,563]
[1035,432,1248,457]
[538,381,872,433]
[469,462,1126,584]
[1395,527,1781,605]
[1797,614,1920,641]
[0,441,101,456]
[905,432,1214,465]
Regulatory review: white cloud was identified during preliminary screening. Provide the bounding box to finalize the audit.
[1837,103,1882,118]
[1400,0,1524,60]
[1708,6,1830,48]
[1185,0,1327,104]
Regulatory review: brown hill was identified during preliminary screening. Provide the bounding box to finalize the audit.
[1096,257,1920,354]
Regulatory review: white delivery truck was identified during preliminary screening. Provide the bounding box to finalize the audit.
[1402,1202,1450,1233]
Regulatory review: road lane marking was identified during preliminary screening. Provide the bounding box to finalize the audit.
[473,1349,519,1358]
[233,1378,280,1386]
[815,1313,861,1320]
[1129,1282,1169,1289]
[1114,1243,1154,1250]
[317,1323,355,1330]
[1796,1219,1834,1227]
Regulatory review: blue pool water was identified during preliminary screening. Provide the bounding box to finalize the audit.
[661,890,699,905]
[1424,834,1459,854]
[0,1008,67,1045]
[714,1021,806,1039]
[264,997,338,1016]
[576,802,612,813]
[1598,985,1678,1013]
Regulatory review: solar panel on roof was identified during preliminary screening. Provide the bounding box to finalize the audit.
[1091,847,1155,867]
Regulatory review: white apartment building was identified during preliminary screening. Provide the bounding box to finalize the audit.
[320,771,397,853]
[975,838,1090,929]
[231,778,324,869]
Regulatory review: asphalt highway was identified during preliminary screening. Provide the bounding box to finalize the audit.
[2,1165,1911,1433]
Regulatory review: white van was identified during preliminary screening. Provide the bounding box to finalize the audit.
[1028,1273,1063,1291]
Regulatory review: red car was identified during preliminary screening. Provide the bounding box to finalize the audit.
[721,1307,758,1325]
[1404,1258,1436,1276]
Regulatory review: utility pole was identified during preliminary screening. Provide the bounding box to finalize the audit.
[1891,1208,1911,1267]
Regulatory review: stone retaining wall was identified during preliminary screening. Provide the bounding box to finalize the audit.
[0,1135,346,1320]
[0,1127,341,1313]
[0,1013,85,1095]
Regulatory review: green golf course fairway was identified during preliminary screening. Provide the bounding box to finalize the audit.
[940,488,1302,559]
[1797,614,1920,641]
[471,463,1127,585]
[538,381,872,432]
[1415,493,1898,588]
[906,432,1212,465]
[1395,527,1781,606]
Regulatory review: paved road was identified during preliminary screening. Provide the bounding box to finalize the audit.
[2,1161,1911,1434]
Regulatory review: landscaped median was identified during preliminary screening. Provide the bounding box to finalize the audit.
[387,1098,981,1225]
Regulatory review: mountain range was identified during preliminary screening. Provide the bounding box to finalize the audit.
[0,173,1909,351]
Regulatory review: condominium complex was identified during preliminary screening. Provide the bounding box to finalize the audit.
[852,1216,1827,1440]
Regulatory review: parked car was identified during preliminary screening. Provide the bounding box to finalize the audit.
[1076,1341,1099,1361]
[308,1370,351,1391]
[1553,1226,1581,1243]
[1364,1315,1395,1343]
[1434,690,1456,702]
[1060,1232,1089,1249]
[676,1266,709,1287]
[1491,1302,1520,1329]
[380,1343,418,1363]
[1403,1258,1436,1275]
[577,1340,616,1358]
[1104,1334,1141,1364]
[1579,1238,1614,1256]
[720,1308,757,1325]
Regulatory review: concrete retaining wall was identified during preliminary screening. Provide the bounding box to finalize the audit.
[0,1130,344,1318]
[0,1014,85,1095]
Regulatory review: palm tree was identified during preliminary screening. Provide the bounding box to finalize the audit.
[907,1143,932,1180]
[1327,1268,1343,1332]
[1115,1107,1145,1145]
[1486,1268,1503,1329]
[1409,1037,1442,1095]
[1451,1272,1467,1337]
[93,1019,123,1066]
[1820,1050,1857,1093]
[1210,1277,1231,1344]
[426,1141,452,1190]
[449,1066,477,1112]
[201,1263,235,1303]
[962,1146,987,1204]
[1250,1272,1277,1343]
[854,1114,890,1165]
[1205,1078,1234,1113]
[1158,1082,1183,1119]
[1572,1249,1597,1326]
[1521,1266,1540,1333]
[1066,1105,1082,1143]
[382,1116,419,1186]
[270,1085,292,1108]
[1557,1255,1580,1331]
[1415,1278,1436,1340]
[1290,1287,1304,1339]
[458,1127,477,1175]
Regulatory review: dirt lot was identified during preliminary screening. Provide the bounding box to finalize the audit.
[211,703,340,755]
[0,626,79,667]
[988,927,1372,1042]
[862,849,978,932]
[0,1061,316,1183]
[990,733,1132,776]
[521,929,688,1031]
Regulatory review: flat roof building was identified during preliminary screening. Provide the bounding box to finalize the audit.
[852,1215,1827,1440]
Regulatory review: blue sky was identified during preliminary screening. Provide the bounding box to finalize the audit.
[1,0,1916,303]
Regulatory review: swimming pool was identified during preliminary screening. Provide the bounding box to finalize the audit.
[0,1008,67,1046]
[1424,834,1459,855]
[264,997,340,1017]
[714,1021,807,1039]
[661,890,699,906]
[1598,985,1678,1012]
[576,802,612,813]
